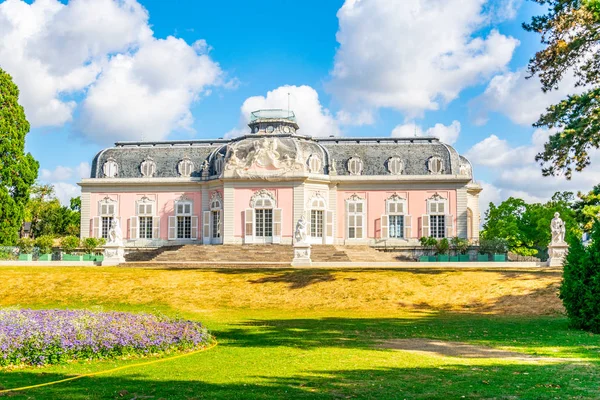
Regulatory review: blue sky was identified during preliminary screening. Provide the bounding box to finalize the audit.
[1,0,597,209]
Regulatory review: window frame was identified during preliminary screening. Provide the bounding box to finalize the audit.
[347,157,363,176]
[346,195,365,239]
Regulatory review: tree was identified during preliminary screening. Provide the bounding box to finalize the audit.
[573,184,600,231]
[524,0,600,178]
[0,68,39,245]
[25,184,80,238]
[481,193,580,256]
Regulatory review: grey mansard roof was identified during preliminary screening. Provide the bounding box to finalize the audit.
[89,134,469,179]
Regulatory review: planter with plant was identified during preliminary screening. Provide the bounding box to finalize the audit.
[436,238,450,262]
[451,237,470,262]
[478,239,492,262]
[492,238,508,262]
[60,236,82,261]
[17,238,34,261]
[82,238,105,261]
[35,235,54,261]
[418,236,430,261]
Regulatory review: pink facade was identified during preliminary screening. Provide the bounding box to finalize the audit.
[233,187,294,240]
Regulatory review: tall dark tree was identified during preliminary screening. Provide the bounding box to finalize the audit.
[0,68,38,245]
[525,0,600,178]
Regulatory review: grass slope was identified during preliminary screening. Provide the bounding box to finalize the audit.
[0,266,598,399]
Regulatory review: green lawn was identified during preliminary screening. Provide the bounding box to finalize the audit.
[0,267,598,399]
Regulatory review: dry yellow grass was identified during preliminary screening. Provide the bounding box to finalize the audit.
[0,266,563,315]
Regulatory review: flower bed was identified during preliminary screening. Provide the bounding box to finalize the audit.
[0,309,212,367]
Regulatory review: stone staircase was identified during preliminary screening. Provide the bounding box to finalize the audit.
[124,244,400,267]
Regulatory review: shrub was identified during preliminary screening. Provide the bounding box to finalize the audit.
[17,238,34,254]
[35,235,54,255]
[435,238,450,255]
[82,237,102,254]
[0,309,213,367]
[560,222,600,333]
[60,236,80,255]
[479,238,508,255]
[451,237,469,255]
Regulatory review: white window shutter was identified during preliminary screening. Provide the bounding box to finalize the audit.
[245,208,254,244]
[381,214,389,239]
[446,214,454,238]
[404,215,412,238]
[203,211,211,244]
[153,217,160,239]
[421,215,430,238]
[168,216,177,240]
[325,210,334,244]
[191,216,199,240]
[273,208,282,244]
[129,216,138,240]
[92,217,101,238]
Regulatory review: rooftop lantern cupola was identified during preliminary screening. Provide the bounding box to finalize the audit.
[248,109,299,135]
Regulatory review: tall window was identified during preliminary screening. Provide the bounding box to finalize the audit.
[176,201,193,239]
[211,195,222,239]
[98,198,117,239]
[346,195,365,239]
[428,195,446,239]
[309,196,326,239]
[254,196,274,238]
[387,196,406,239]
[137,200,154,239]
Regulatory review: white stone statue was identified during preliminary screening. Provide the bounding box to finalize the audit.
[107,217,123,246]
[295,216,309,244]
[551,212,566,244]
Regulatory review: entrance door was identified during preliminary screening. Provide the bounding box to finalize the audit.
[255,208,273,243]
[310,210,324,244]
[212,210,222,244]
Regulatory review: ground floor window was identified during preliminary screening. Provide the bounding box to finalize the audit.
[311,210,324,238]
[212,210,221,238]
[389,215,404,239]
[101,216,113,239]
[430,215,446,238]
[139,216,153,239]
[255,209,273,237]
[177,216,192,239]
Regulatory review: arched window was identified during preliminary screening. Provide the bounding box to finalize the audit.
[102,158,118,178]
[178,157,194,177]
[427,156,444,174]
[140,158,156,178]
[307,154,322,173]
[308,195,326,239]
[347,157,363,176]
[387,157,404,175]
[210,192,222,240]
[245,190,282,244]
[346,194,365,239]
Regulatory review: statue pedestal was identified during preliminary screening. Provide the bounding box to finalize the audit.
[547,242,568,267]
[292,242,312,267]
[103,243,125,266]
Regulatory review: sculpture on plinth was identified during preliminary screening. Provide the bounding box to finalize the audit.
[103,216,125,265]
[548,212,568,267]
[292,215,312,266]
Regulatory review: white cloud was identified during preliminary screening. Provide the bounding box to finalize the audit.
[52,182,80,206]
[391,120,461,145]
[467,129,600,207]
[471,69,583,125]
[329,0,519,117]
[0,0,225,144]
[227,85,340,138]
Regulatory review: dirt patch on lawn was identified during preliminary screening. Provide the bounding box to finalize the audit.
[378,339,574,362]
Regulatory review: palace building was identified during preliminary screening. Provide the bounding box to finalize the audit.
[79,110,482,247]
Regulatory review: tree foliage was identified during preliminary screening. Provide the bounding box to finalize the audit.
[525,0,600,177]
[481,192,580,256]
[25,184,80,238]
[0,68,39,245]
[560,219,600,332]
[573,184,600,231]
